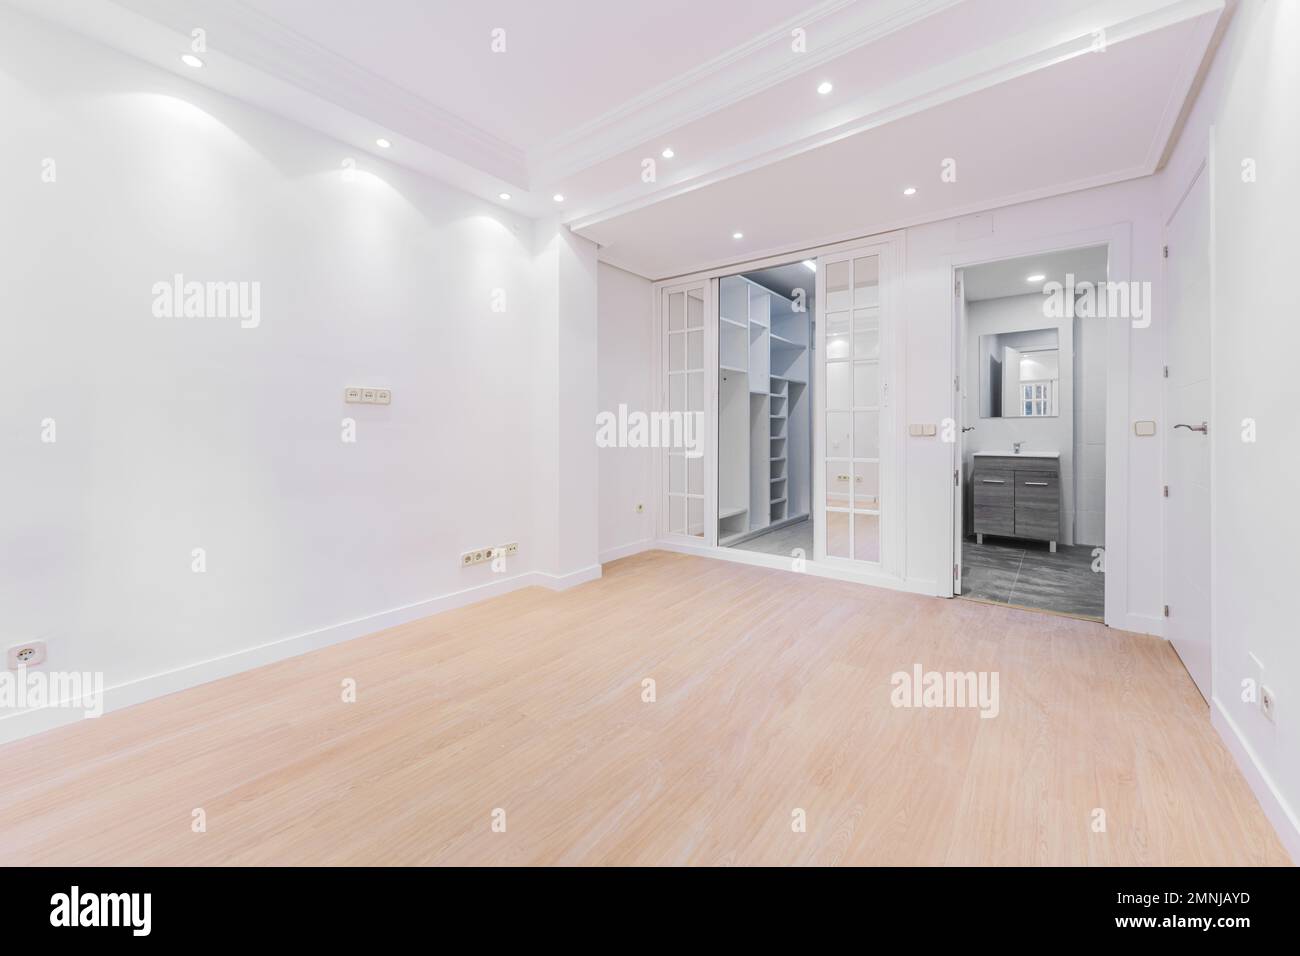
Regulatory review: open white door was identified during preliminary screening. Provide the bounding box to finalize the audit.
[952,269,966,595]
[1163,165,1211,701]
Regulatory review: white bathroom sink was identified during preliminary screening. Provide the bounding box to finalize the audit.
[973,450,1060,458]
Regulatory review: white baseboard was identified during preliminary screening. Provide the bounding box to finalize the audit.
[1120,611,1165,637]
[1211,698,1299,864]
[654,537,938,597]
[599,539,654,564]
[535,563,603,590]
[0,565,586,746]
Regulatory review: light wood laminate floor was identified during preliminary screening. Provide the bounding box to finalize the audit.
[0,551,1287,866]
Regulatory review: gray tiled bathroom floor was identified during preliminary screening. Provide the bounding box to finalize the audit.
[960,538,1105,620]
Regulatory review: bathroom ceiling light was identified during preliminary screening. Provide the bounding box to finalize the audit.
[661,147,675,159]
[375,138,391,149]
[1026,273,1046,283]
[180,54,204,68]
[553,193,565,203]
[817,81,833,95]
[903,186,917,196]
[802,260,817,272]
[732,231,744,240]
[498,192,512,201]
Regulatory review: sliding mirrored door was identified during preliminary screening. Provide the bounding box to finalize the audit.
[815,243,894,566]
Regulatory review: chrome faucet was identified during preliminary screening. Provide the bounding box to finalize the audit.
[1013,441,1024,454]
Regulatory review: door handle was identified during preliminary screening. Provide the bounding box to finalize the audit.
[981,478,1005,484]
[1174,421,1208,434]
[961,426,976,433]
[1024,481,1049,487]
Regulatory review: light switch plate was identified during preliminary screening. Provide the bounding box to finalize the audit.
[345,386,393,405]
[1134,420,1157,437]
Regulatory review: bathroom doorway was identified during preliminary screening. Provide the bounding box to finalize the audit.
[952,245,1108,621]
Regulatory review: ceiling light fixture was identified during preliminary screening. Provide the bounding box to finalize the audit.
[553,193,565,203]
[817,81,833,95]
[903,186,917,196]
[661,147,675,159]
[498,192,512,201]
[375,138,391,149]
[180,54,204,68]
[1026,273,1046,283]
[802,260,817,272]
[732,231,744,240]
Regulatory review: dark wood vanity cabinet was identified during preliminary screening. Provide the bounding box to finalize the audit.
[971,455,1060,551]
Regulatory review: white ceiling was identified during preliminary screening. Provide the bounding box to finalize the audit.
[962,245,1109,301]
[13,0,1225,273]
[242,0,814,150]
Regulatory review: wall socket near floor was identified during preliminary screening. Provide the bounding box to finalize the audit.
[1260,685,1276,723]
[635,503,645,514]
[343,386,392,405]
[460,543,519,567]
[6,640,46,669]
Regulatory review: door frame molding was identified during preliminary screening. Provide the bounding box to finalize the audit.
[651,229,910,590]
[944,222,1132,630]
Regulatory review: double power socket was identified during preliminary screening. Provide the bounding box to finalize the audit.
[461,542,519,567]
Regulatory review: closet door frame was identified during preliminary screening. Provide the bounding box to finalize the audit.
[650,229,905,577]
[653,278,717,545]
[813,234,904,576]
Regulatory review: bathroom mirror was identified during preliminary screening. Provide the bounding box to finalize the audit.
[978,328,1060,418]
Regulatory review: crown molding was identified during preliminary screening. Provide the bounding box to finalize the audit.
[68,0,531,186]
[527,0,964,186]
[566,0,1226,233]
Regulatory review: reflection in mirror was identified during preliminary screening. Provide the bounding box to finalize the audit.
[978,328,1060,418]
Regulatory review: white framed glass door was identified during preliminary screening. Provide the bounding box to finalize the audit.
[658,281,711,540]
[814,243,895,566]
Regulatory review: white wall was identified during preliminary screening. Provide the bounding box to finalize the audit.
[0,7,596,740]
[963,293,1075,544]
[1157,0,1300,860]
[596,262,654,560]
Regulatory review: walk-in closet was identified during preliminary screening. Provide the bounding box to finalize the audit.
[717,262,813,555]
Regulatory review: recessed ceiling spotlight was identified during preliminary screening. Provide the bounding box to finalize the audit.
[552,193,565,203]
[802,260,817,272]
[180,54,204,68]
[1026,273,1046,283]
[498,192,512,201]
[375,138,391,149]
[817,81,833,95]
[903,186,917,196]
[732,231,744,240]
[661,147,675,159]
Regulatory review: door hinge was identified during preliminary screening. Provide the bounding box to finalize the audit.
[1164,605,1170,617]
[954,374,960,392]
[954,277,962,296]
[954,563,960,583]
[953,469,959,487]
[1163,485,1169,497]
[1163,365,1169,378]
[1163,244,1169,258]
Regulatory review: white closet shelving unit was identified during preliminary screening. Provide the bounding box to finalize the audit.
[718,274,811,547]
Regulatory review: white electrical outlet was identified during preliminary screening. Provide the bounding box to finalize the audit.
[6,641,46,669]
[1261,686,1276,722]
[461,543,518,567]
[635,503,645,514]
